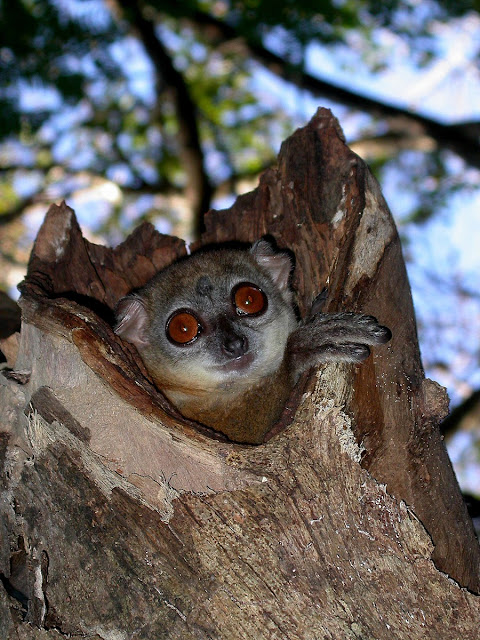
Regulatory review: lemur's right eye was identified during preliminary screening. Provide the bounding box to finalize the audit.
[166,310,201,345]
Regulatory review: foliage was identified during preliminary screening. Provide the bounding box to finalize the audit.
[1,1,478,240]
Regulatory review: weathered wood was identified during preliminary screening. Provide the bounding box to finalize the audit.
[0,292,21,341]
[1,108,479,638]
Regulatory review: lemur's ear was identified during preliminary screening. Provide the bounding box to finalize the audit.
[114,295,150,347]
[250,240,292,293]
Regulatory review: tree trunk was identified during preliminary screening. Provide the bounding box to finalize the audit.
[1,108,479,639]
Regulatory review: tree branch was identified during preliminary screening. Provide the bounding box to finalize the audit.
[118,0,213,236]
[441,389,480,438]
[0,194,39,226]
[189,10,480,169]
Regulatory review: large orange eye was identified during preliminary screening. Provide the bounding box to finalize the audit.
[233,283,267,316]
[166,311,201,345]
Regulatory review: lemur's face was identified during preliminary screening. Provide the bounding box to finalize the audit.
[115,243,296,394]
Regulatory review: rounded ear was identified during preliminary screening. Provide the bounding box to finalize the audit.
[114,295,150,348]
[250,240,292,293]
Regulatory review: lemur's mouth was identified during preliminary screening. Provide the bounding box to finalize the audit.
[215,352,254,373]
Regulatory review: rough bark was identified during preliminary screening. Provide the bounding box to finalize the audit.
[1,108,479,639]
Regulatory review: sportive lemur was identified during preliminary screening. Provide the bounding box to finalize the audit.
[114,240,391,443]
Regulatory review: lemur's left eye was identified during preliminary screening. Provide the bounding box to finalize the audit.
[232,283,267,316]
